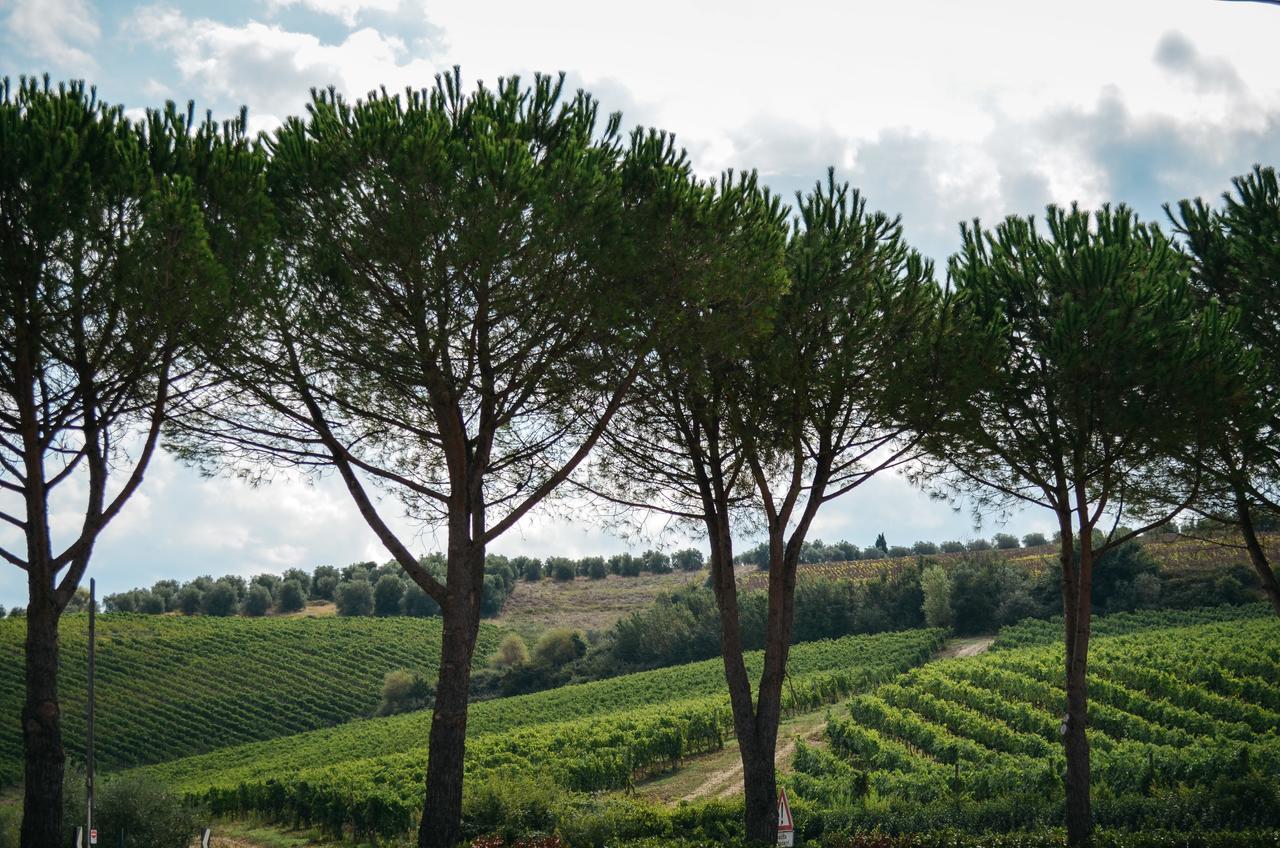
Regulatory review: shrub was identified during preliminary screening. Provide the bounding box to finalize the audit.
[886,546,913,558]
[533,627,587,667]
[311,565,340,600]
[401,583,440,617]
[640,550,672,574]
[912,541,940,556]
[377,668,433,716]
[1022,532,1049,548]
[492,633,530,669]
[374,574,405,616]
[241,584,273,617]
[276,579,307,613]
[940,540,966,553]
[202,582,239,617]
[335,580,374,617]
[549,558,576,582]
[672,548,704,571]
[175,585,203,615]
[993,533,1021,549]
[516,556,544,582]
[920,564,953,628]
[966,538,993,552]
[63,769,202,848]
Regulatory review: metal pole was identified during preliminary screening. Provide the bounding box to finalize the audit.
[86,578,95,845]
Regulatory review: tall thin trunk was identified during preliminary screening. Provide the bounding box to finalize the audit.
[1063,518,1094,848]
[21,583,64,848]
[704,512,778,844]
[418,542,484,848]
[1236,491,1280,617]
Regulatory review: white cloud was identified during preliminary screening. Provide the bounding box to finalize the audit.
[265,0,400,27]
[135,6,439,130]
[3,0,100,71]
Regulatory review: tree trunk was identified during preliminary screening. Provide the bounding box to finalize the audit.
[740,732,778,845]
[21,586,65,848]
[418,545,483,848]
[705,513,778,845]
[1236,492,1280,617]
[1063,519,1093,848]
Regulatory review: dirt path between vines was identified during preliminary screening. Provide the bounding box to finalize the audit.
[643,634,996,804]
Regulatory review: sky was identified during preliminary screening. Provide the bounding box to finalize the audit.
[2,0,1279,606]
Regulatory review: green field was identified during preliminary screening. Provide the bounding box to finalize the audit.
[132,628,947,838]
[0,614,501,784]
[793,611,1280,834]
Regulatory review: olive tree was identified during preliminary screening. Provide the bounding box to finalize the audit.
[0,78,266,847]
[173,71,692,848]
[921,204,1247,847]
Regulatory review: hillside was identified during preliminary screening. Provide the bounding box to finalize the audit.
[132,628,947,837]
[0,614,501,784]
[798,612,1280,833]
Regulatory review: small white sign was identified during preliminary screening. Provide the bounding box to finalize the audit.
[777,787,795,845]
[89,829,98,845]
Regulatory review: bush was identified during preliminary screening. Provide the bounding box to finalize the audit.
[276,579,307,613]
[1022,532,1049,548]
[492,633,530,669]
[311,565,340,599]
[241,584,273,617]
[549,558,576,582]
[175,585,203,615]
[587,558,609,580]
[966,538,993,552]
[374,574,405,616]
[940,540,966,553]
[376,668,433,716]
[515,556,544,582]
[993,533,1021,549]
[886,545,913,558]
[672,548,704,571]
[401,582,440,617]
[335,580,374,617]
[640,550,672,574]
[921,564,953,628]
[912,541,940,556]
[203,581,239,617]
[533,627,587,667]
[63,768,202,848]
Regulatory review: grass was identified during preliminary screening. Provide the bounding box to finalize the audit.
[494,570,707,640]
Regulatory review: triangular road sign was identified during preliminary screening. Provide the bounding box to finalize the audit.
[777,786,794,832]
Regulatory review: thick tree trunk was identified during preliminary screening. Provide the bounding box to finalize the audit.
[21,586,65,848]
[1236,492,1280,617]
[418,544,483,848]
[740,733,778,844]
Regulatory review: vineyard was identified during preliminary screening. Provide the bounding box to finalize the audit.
[792,613,1280,834]
[737,532,1280,591]
[130,628,947,839]
[0,614,501,784]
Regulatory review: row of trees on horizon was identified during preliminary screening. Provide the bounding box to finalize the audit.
[3,70,1280,848]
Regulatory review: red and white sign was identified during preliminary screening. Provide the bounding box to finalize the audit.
[777,787,794,846]
[89,830,98,845]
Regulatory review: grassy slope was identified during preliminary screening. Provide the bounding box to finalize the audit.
[0,614,501,783]
[134,628,946,794]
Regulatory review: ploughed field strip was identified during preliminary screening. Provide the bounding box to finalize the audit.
[129,629,946,838]
[0,614,501,784]
[791,610,1280,833]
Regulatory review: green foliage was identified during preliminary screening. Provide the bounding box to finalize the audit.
[374,574,405,616]
[921,565,953,629]
[549,559,576,582]
[241,584,273,617]
[533,628,588,668]
[202,581,238,617]
[994,533,1021,550]
[275,579,306,613]
[129,629,945,838]
[800,616,1280,834]
[377,669,434,716]
[1023,533,1049,548]
[492,634,530,669]
[335,580,373,617]
[0,614,500,782]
